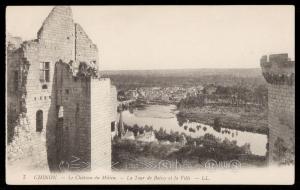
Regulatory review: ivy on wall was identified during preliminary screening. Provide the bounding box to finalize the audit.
[77,62,100,79]
[20,57,30,113]
[273,137,294,165]
[279,114,294,131]
[261,60,294,69]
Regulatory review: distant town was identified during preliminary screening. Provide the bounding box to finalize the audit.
[105,68,276,170]
[117,83,267,107]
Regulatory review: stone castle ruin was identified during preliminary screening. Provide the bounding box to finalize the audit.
[6,6,295,173]
[6,6,117,172]
[260,53,295,165]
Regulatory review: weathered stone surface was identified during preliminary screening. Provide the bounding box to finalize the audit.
[7,6,116,172]
[260,54,295,165]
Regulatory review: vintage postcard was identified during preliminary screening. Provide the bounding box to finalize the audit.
[6,5,294,185]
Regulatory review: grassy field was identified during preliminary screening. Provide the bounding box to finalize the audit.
[176,105,268,134]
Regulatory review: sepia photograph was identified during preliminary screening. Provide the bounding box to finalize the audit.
[5,5,294,184]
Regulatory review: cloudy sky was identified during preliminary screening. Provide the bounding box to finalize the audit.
[6,6,294,70]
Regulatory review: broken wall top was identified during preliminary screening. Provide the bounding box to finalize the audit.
[37,6,74,41]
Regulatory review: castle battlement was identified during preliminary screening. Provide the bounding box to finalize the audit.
[261,54,295,86]
[260,53,295,165]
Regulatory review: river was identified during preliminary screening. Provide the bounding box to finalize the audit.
[121,104,268,156]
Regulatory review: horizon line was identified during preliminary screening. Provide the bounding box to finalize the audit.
[100,67,261,71]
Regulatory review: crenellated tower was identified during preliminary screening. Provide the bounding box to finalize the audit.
[260,53,295,165]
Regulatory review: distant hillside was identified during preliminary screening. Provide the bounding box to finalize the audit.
[100,68,266,91]
[100,68,262,78]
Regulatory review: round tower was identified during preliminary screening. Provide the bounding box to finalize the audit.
[260,53,295,165]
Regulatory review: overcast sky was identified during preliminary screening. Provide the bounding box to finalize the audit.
[6,6,294,70]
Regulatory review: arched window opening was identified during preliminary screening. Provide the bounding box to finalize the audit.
[36,110,43,132]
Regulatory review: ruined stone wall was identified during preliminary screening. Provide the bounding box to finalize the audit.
[90,78,114,170]
[260,54,295,165]
[75,24,99,70]
[7,43,51,170]
[37,6,75,62]
[7,34,23,50]
[55,64,116,171]
[7,114,49,169]
[20,7,76,170]
[55,62,91,170]
[6,6,77,171]
[6,35,24,123]
[6,49,22,141]
[7,6,115,172]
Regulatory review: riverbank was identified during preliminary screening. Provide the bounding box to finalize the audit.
[177,105,268,135]
[126,101,269,135]
[112,138,267,171]
[122,104,268,156]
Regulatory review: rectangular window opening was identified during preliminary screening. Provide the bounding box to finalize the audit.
[40,62,50,82]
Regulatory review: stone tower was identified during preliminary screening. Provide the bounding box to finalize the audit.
[260,53,295,165]
[7,6,117,172]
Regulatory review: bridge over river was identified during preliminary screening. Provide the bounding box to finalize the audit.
[117,100,135,111]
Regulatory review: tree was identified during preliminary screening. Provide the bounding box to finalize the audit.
[174,131,180,142]
[189,128,196,133]
[241,143,251,154]
[144,125,150,132]
[156,127,166,141]
[124,124,129,131]
[215,85,232,95]
[168,130,177,143]
[138,127,144,135]
[132,124,140,136]
[117,90,126,101]
[213,117,221,132]
[254,85,268,107]
[185,135,193,144]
